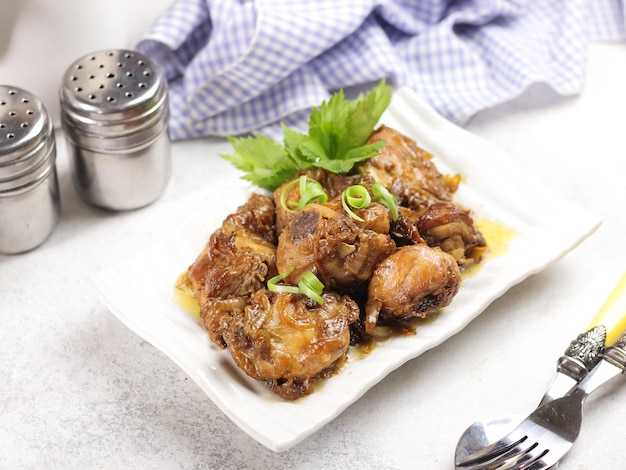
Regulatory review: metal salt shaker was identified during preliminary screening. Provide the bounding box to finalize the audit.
[60,49,171,211]
[0,86,60,254]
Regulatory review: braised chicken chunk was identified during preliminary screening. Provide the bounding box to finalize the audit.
[358,125,460,210]
[220,290,359,400]
[391,206,427,246]
[416,202,486,265]
[187,193,277,307]
[183,124,487,400]
[360,126,485,267]
[391,202,485,265]
[274,168,375,236]
[276,200,395,292]
[365,244,461,334]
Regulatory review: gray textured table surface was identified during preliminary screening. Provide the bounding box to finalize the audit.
[2,41,626,469]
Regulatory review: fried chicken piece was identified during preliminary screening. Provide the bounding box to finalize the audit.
[221,290,360,400]
[416,202,486,265]
[276,200,395,292]
[364,244,461,335]
[187,193,277,307]
[357,125,460,210]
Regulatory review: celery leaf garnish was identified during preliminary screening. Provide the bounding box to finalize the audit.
[220,80,392,191]
[221,134,302,192]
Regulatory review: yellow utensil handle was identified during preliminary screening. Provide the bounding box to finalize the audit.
[587,272,626,345]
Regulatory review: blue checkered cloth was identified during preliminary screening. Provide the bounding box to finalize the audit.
[136,0,625,141]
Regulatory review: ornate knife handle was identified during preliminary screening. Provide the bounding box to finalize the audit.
[557,325,607,381]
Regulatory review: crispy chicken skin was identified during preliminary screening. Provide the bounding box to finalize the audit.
[358,125,460,210]
[221,290,359,400]
[365,244,461,333]
[276,199,395,291]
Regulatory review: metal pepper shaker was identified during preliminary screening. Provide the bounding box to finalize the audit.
[0,86,60,255]
[59,49,171,211]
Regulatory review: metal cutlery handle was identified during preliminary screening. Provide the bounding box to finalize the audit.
[540,325,606,404]
[572,273,626,396]
[540,272,626,404]
[603,333,626,370]
[557,325,606,378]
[454,275,626,470]
[575,332,626,397]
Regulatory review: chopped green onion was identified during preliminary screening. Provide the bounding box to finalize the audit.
[298,271,325,304]
[300,175,328,206]
[344,184,371,208]
[371,182,399,221]
[267,268,300,294]
[279,178,300,214]
[267,268,325,304]
[341,184,371,222]
[279,175,328,214]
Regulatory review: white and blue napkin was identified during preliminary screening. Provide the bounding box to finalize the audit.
[136,0,625,141]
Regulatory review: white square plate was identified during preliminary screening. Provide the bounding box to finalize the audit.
[91,88,601,452]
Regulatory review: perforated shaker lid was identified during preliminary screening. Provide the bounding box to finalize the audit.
[0,86,51,162]
[0,86,56,191]
[59,49,168,136]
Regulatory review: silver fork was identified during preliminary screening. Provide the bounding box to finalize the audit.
[454,325,606,468]
[457,333,626,470]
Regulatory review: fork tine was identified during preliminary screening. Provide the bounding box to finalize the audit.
[518,445,565,470]
[492,443,548,470]
[519,459,558,470]
[456,431,528,467]
[459,439,539,470]
[457,415,567,470]
[489,428,569,470]
[514,426,574,470]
